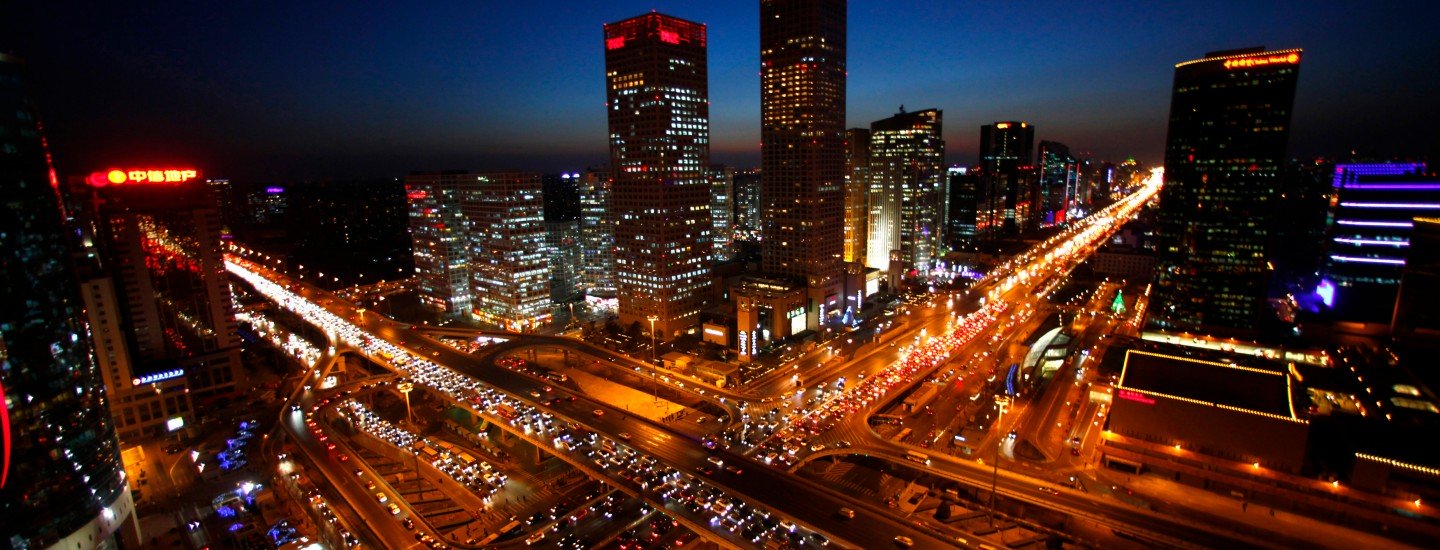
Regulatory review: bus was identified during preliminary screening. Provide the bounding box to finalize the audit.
[495,404,517,421]
[869,414,904,425]
[893,428,913,442]
[905,450,931,466]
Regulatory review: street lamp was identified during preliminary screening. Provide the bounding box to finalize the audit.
[647,315,659,402]
[397,381,421,494]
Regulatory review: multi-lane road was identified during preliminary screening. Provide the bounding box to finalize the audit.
[232,172,1302,549]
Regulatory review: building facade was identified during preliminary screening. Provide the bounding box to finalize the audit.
[709,165,735,261]
[945,167,980,251]
[1150,47,1302,336]
[0,52,135,549]
[579,167,616,296]
[844,128,871,266]
[760,0,848,330]
[1319,163,1438,324]
[407,171,550,330]
[732,168,762,243]
[70,167,246,441]
[605,12,713,338]
[1036,140,1078,227]
[980,121,1034,174]
[866,109,945,272]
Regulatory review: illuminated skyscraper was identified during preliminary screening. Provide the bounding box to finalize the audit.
[760,0,847,330]
[0,52,134,549]
[1036,140,1077,226]
[709,165,735,261]
[732,169,762,241]
[980,121,1033,174]
[407,171,551,330]
[866,108,944,272]
[945,166,980,250]
[1150,47,1302,336]
[70,166,244,439]
[604,12,712,338]
[1319,163,1438,324]
[843,128,870,266]
[579,167,616,296]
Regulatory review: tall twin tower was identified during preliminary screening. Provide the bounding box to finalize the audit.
[605,1,849,338]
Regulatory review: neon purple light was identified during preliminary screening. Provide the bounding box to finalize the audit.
[1316,280,1335,308]
[1329,255,1406,266]
[1333,163,1428,188]
[265,187,285,194]
[1337,220,1412,228]
[1341,184,1440,191]
[1333,237,1409,247]
[1338,202,1440,209]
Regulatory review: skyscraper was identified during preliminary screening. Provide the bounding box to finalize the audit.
[732,169,762,241]
[1,52,134,549]
[945,166,980,251]
[579,167,616,296]
[843,128,871,266]
[760,0,847,330]
[709,165,735,261]
[1319,163,1438,324]
[407,171,551,330]
[1150,47,1302,336]
[979,121,1034,174]
[545,173,583,305]
[70,166,245,439]
[867,108,945,272]
[1036,140,1077,226]
[604,12,713,338]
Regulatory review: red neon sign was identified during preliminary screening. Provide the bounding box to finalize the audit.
[1117,389,1156,405]
[87,168,200,187]
[606,36,625,50]
[0,376,10,489]
[1222,52,1300,70]
[659,30,679,44]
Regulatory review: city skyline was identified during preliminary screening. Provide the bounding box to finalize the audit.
[5,1,1439,181]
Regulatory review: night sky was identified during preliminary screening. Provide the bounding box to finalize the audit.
[6,1,1438,181]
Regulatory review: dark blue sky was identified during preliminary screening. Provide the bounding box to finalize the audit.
[7,1,1438,181]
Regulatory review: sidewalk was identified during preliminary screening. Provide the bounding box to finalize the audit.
[1096,469,1421,550]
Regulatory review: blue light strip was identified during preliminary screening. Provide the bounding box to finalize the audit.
[136,368,185,385]
[1336,220,1412,228]
[1338,202,1440,209]
[1332,237,1409,247]
[1329,255,1406,266]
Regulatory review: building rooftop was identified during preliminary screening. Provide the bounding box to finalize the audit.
[1119,349,1298,419]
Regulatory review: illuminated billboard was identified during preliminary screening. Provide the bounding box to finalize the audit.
[87,168,200,187]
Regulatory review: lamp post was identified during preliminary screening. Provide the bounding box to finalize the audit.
[989,396,1010,527]
[397,381,421,494]
[647,315,659,402]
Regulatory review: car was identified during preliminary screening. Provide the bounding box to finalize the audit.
[525,531,546,545]
[725,465,743,475]
[1038,486,1061,496]
[706,456,723,467]
[163,444,183,455]
[894,535,915,548]
[388,503,402,515]
[530,390,542,399]
[618,432,632,441]
[593,409,604,417]
[837,507,855,519]
[810,443,826,452]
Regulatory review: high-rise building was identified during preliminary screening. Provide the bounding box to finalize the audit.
[545,173,584,304]
[979,121,1034,174]
[407,171,550,330]
[1392,217,1440,340]
[945,166,980,251]
[760,0,848,330]
[709,165,735,261]
[843,128,871,266]
[1150,47,1303,336]
[604,12,713,338]
[70,166,245,440]
[1,51,135,549]
[1036,140,1077,226]
[732,169,762,241]
[866,108,945,272]
[579,167,616,296]
[1319,163,1438,324]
